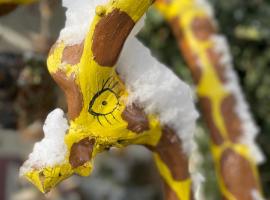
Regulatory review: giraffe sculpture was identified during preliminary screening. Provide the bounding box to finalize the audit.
[155,0,265,199]
[20,0,200,199]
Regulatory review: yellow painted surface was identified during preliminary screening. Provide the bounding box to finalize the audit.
[25,164,72,193]
[154,153,192,200]
[155,0,263,199]
[155,0,200,20]
[24,0,166,193]
[108,0,152,22]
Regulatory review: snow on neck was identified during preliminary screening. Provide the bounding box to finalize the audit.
[117,36,199,156]
[59,0,109,45]
[212,35,265,164]
[117,26,200,200]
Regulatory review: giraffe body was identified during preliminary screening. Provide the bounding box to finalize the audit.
[20,0,199,199]
[155,0,264,199]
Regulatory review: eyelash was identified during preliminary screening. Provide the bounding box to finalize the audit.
[88,76,122,126]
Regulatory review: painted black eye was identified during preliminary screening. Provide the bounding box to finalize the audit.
[88,88,119,117]
[102,101,107,106]
[88,77,122,126]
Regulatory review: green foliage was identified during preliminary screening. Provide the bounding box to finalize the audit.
[139,1,270,197]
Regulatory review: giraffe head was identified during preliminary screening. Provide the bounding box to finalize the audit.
[20,0,156,193]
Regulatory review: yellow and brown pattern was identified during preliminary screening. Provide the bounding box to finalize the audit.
[22,0,195,199]
[155,0,264,199]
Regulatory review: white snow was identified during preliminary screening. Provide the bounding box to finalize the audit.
[117,31,199,156]
[189,128,207,200]
[59,0,109,45]
[19,108,69,176]
[195,0,214,17]
[117,31,200,197]
[212,35,265,164]
[252,190,265,200]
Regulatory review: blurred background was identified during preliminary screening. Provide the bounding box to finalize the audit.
[0,0,269,199]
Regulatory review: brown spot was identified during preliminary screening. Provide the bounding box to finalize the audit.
[92,9,135,66]
[51,70,83,120]
[222,196,229,200]
[220,149,260,200]
[182,40,202,84]
[190,192,195,200]
[221,95,242,143]
[0,4,17,16]
[199,97,224,145]
[162,179,180,200]
[121,103,149,134]
[170,17,202,84]
[155,126,190,181]
[191,16,216,40]
[207,48,227,83]
[62,42,84,65]
[69,138,95,168]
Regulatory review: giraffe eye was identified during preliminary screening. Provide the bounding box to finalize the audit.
[88,77,122,126]
[88,88,119,117]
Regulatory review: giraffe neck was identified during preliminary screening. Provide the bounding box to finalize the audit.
[155,0,264,199]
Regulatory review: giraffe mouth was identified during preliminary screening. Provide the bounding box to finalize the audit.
[23,163,73,194]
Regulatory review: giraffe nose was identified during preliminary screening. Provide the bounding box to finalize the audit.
[24,171,47,193]
[24,164,73,193]
[25,170,55,193]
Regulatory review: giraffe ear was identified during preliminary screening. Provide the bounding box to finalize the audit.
[69,138,96,169]
[61,42,84,65]
[51,70,83,120]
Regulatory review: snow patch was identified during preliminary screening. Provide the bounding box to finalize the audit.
[117,31,200,198]
[195,0,214,17]
[117,34,199,156]
[59,0,109,45]
[212,35,265,164]
[190,149,205,199]
[19,108,69,176]
[252,190,265,200]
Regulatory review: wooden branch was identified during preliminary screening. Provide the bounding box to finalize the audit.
[155,0,264,199]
